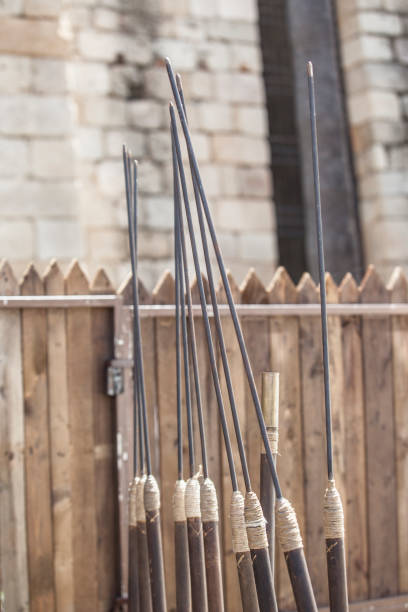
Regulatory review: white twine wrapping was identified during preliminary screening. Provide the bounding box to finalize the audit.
[128,477,138,527]
[136,475,146,522]
[267,429,279,455]
[230,491,250,553]
[244,491,268,550]
[200,478,219,522]
[324,480,345,539]
[144,475,160,512]
[185,477,201,518]
[173,479,186,522]
[275,497,303,552]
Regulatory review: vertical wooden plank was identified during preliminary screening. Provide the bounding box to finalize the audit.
[216,272,245,612]
[21,264,56,612]
[360,265,398,598]
[90,269,119,610]
[116,274,133,597]
[0,261,29,611]
[339,273,368,601]
[241,269,270,498]
[388,268,408,593]
[268,266,304,610]
[297,272,327,605]
[325,275,346,517]
[65,261,99,611]
[153,271,177,612]
[44,261,75,612]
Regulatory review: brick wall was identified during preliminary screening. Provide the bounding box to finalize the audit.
[337,0,408,279]
[0,0,277,288]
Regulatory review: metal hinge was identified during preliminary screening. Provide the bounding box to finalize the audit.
[106,358,133,396]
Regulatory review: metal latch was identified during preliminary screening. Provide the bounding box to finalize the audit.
[107,365,124,396]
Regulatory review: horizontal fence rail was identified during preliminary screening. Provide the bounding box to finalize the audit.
[1,260,408,611]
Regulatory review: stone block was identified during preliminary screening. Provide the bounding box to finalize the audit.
[110,64,141,97]
[196,41,231,71]
[0,55,31,93]
[0,138,28,178]
[105,130,145,158]
[235,105,267,136]
[198,164,221,197]
[36,219,82,259]
[32,58,68,93]
[0,179,78,216]
[348,90,400,124]
[153,39,197,70]
[217,0,257,23]
[31,138,75,179]
[367,218,408,261]
[0,220,33,259]
[81,97,126,127]
[78,30,152,65]
[342,35,393,69]
[142,196,174,230]
[67,7,91,29]
[360,170,408,198]
[357,11,402,36]
[389,145,408,168]
[357,143,388,175]
[67,61,110,94]
[215,72,264,104]
[239,231,276,262]
[207,19,258,43]
[127,100,164,129]
[143,66,172,100]
[94,7,120,29]
[230,43,262,73]
[0,17,72,58]
[196,101,233,132]
[190,0,217,18]
[395,38,408,64]
[138,161,162,194]
[347,62,408,93]
[217,231,239,258]
[183,71,215,100]
[0,95,75,135]
[89,228,126,261]
[216,199,274,231]
[213,134,269,165]
[157,0,189,16]
[351,120,406,153]
[190,132,211,161]
[383,0,408,12]
[238,167,272,197]
[96,160,124,197]
[219,165,240,196]
[138,229,172,259]
[0,0,23,15]
[25,0,61,17]
[148,131,172,162]
[75,127,103,160]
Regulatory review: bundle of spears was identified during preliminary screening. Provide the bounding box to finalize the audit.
[122,59,349,612]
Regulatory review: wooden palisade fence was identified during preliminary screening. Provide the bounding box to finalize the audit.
[0,259,407,611]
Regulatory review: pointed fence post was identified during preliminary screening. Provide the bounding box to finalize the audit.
[339,273,368,602]
[361,266,398,599]
[0,261,29,612]
[44,261,75,612]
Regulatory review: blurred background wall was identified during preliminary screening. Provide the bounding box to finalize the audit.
[0,0,406,288]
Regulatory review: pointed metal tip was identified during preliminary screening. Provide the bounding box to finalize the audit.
[307,61,313,76]
[176,73,182,87]
[165,56,171,68]
[169,100,174,110]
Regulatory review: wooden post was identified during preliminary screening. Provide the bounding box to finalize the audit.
[44,261,75,612]
[21,264,56,612]
[260,371,279,572]
[268,267,304,610]
[0,261,29,611]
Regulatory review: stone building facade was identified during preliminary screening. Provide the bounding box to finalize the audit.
[0,0,275,288]
[0,0,407,287]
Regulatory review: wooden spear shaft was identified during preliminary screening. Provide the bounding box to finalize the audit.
[260,372,279,578]
[307,60,349,612]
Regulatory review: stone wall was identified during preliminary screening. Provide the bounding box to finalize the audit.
[0,0,277,288]
[337,0,408,279]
